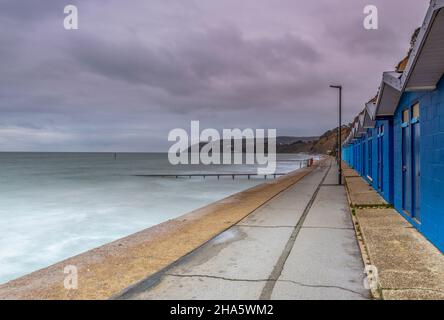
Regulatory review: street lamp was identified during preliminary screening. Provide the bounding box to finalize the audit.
[330,85,342,185]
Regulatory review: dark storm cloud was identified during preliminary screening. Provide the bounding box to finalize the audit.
[0,0,430,151]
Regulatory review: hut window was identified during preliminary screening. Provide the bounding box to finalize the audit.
[402,109,410,124]
[412,103,420,119]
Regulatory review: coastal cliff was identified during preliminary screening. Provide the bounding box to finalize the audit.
[186,126,351,156]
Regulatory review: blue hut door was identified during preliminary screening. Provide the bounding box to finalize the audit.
[361,141,363,175]
[402,109,411,214]
[402,104,421,222]
[377,125,384,192]
[354,144,358,170]
[411,103,421,222]
[368,134,372,180]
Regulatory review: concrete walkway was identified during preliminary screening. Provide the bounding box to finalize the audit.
[342,163,444,300]
[118,160,370,300]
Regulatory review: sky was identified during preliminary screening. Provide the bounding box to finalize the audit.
[0,0,430,151]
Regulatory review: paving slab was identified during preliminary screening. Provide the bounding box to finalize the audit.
[239,167,326,227]
[129,275,266,300]
[272,183,369,300]
[160,226,294,281]
[349,193,387,207]
[272,228,368,300]
[271,280,366,300]
[345,177,373,191]
[304,186,353,229]
[343,169,360,178]
[382,289,444,300]
[341,162,360,177]
[356,208,411,229]
[345,177,387,207]
[323,163,341,185]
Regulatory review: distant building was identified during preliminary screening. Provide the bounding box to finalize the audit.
[342,0,444,252]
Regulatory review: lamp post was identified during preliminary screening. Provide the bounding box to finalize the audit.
[330,85,342,185]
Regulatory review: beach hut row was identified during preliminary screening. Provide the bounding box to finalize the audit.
[342,0,444,252]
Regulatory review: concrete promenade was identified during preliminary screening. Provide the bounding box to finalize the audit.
[118,160,370,300]
[2,158,441,300]
[0,160,320,300]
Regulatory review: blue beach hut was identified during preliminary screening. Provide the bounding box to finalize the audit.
[372,0,444,251]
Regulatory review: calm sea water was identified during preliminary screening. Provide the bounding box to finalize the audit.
[0,152,311,284]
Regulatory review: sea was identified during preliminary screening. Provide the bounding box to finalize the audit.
[0,152,312,284]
